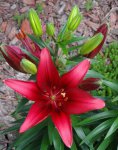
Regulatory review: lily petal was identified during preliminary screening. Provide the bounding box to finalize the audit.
[61,59,90,88]
[51,111,72,148]
[37,48,60,89]
[20,102,49,133]
[4,79,41,101]
[63,88,105,114]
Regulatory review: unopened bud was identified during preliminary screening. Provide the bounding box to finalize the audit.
[46,23,55,36]
[68,15,82,31]
[21,58,37,74]
[29,9,43,36]
[79,78,101,91]
[80,33,104,55]
[86,23,108,58]
[67,5,82,31]
[67,5,79,25]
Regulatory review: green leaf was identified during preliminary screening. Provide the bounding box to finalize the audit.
[76,110,118,126]
[80,118,114,145]
[97,134,114,150]
[74,127,94,149]
[86,70,104,79]
[0,124,20,135]
[105,117,118,139]
[71,141,77,150]
[21,137,41,150]
[59,43,68,54]
[53,128,64,150]
[28,34,45,48]
[57,24,67,42]
[13,98,28,114]
[28,34,54,55]
[112,96,118,102]
[102,80,118,93]
[14,120,47,148]
[48,120,54,145]
[21,48,39,65]
[65,36,87,45]
[40,133,49,150]
[67,44,83,52]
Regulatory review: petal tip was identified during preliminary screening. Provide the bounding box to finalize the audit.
[96,99,105,109]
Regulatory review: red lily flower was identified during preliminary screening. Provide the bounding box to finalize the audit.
[86,23,108,58]
[4,48,105,147]
[79,78,101,91]
[16,30,41,58]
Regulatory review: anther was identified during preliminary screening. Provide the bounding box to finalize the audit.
[61,92,66,98]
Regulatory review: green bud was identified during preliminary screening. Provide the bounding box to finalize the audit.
[67,5,82,31]
[80,33,104,55]
[68,15,82,31]
[46,23,55,36]
[21,59,37,74]
[29,8,43,36]
[67,5,79,25]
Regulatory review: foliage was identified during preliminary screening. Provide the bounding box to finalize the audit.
[92,41,118,98]
[85,0,93,11]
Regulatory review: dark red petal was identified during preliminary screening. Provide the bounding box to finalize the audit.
[4,79,41,101]
[79,78,100,91]
[37,48,60,90]
[63,88,105,114]
[61,60,90,88]
[0,46,25,72]
[20,102,49,133]
[51,111,73,148]
[87,24,108,58]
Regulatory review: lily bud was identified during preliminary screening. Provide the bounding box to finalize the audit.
[86,23,108,58]
[16,30,41,58]
[21,58,37,74]
[67,5,79,25]
[80,33,104,55]
[79,78,101,91]
[29,9,43,37]
[67,5,82,31]
[46,23,55,36]
[0,45,26,72]
[68,15,82,31]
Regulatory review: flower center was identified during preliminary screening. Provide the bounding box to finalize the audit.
[42,86,68,108]
[51,95,56,101]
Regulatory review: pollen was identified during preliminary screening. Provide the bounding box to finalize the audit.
[61,92,66,98]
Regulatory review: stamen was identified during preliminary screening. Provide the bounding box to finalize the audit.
[64,97,68,101]
[61,89,64,92]
[61,92,66,98]
[46,92,49,95]
[58,102,62,106]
